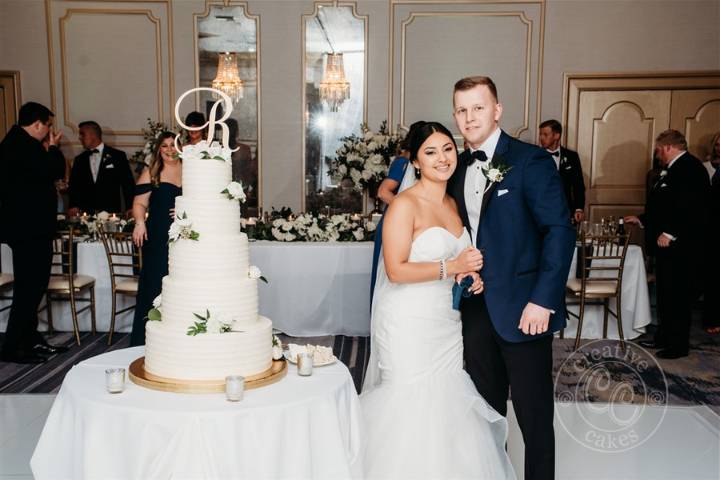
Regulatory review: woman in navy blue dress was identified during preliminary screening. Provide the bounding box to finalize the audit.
[129,132,182,346]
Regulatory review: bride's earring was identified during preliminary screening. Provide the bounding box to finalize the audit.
[413,163,421,179]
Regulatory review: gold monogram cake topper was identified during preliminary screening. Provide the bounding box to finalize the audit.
[173,87,239,153]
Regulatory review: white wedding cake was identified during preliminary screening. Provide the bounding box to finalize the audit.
[144,140,273,381]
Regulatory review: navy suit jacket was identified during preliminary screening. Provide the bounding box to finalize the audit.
[448,130,576,343]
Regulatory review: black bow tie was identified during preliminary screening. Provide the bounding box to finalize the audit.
[465,149,488,166]
[549,150,560,158]
[90,148,99,154]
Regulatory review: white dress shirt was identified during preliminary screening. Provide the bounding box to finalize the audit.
[90,143,105,183]
[464,127,501,245]
[546,148,561,170]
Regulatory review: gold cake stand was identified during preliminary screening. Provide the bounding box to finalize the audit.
[129,357,287,394]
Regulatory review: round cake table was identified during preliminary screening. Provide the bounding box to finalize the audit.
[30,347,363,479]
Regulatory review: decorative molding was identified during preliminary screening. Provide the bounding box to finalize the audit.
[58,8,163,136]
[193,0,263,211]
[300,0,369,211]
[0,71,22,136]
[398,10,532,137]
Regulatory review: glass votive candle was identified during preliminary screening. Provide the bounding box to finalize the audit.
[297,352,314,376]
[225,375,245,401]
[105,368,125,393]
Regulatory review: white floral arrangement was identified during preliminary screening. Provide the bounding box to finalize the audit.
[272,335,283,360]
[222,181,247,202]
[266,213,376,242]
[168,212,200,244]
[179,140,231,162]
[327,121,402,192]
[147,295,162,321]
[130,119,171,171]
[187,309,236,336]
[58,211,133,241]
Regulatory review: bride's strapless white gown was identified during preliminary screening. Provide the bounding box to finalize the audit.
[361,227,516,480]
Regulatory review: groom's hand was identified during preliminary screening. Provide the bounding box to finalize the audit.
[518,302,550,335]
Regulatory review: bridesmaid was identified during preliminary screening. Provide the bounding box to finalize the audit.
[370,122,423,302]
[129,132,182,346]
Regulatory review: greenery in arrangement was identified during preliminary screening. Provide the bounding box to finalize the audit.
[187,309,236,336]
[326,121,403,192]
[243,208,377,242]
[56,212,134,240]
[130,118,172,173]
[168,212,200,244]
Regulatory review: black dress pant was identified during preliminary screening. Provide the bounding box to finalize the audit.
[2,239,53,355]
[462,294,555,480]
[655,246,694,353]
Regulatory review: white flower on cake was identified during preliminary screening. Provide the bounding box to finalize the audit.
[272,335,283,360]
[180,140,231,162]
[248,265,269,284]
[168,212,200,244]
[221,181,247,202]
[152,294,162,311]
[147,294,162,321]
[187,309,235,336]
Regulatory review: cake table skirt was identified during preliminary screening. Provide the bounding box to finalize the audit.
[30,347,363,480]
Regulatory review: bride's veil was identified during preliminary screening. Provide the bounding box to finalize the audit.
[362,162,416,394]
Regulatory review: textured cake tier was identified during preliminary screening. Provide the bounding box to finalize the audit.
[168,233,250,280]
[174,196,241,236]
[160,275,258,329]
[181,154,232,198]
[144,316,273,380]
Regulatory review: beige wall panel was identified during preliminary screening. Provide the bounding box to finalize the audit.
[402,13,530,136]
[670,89,720,161]
[60,10,161,135]
[0,72,21,137]
[578,90,671,208]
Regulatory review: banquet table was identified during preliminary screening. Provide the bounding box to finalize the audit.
[30,347,363,480]
[1,241,650,340]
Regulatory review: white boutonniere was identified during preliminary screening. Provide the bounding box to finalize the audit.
[221,181,247,202]
[168,212,200,244]
[481,158,512,193]
[659,170,668,177]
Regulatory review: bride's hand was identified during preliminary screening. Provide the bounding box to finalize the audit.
[456,272,484,294]
[448,247,483,275]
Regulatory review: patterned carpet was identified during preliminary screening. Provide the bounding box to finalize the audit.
[1,316,717,416]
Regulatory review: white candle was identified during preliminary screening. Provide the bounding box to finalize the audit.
[105,368,125,394]
[297,352,314,376]
[225,375,245,401]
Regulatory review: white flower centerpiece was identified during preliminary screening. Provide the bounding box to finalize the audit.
[168,212,200,244]
[265,213,376,242]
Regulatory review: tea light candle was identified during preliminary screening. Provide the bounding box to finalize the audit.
[350,213,361,222]
[110,213,118,221]
[225,375,245,401]
[105,368,125,394]
[297,352,314,376]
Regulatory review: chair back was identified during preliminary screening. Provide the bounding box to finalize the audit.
[98,224,141,287]
[577,230,631,294]
[51,228,80,291]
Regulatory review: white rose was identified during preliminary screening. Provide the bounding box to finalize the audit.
[176,216,192,228]
[248,265,262,279]
[168,222,181,240]
[366,221,377,232]
[152,295,162,309]
[215,311,235,329]
[370,154,384,165]
[281,221,293,232]
[205,317,222,334]
[285,233,296,242]
[272,218,284,228]
[338,164,348,175]
[271,227,284,240]
[364,130,374,141]
[367,141,378,151]
[361,169,373,180]
[487,168,501,182]
[350,169,362,184]
[226,181,246,201]
[97,211,110,221]
[272,345,284,360]
[352,228,364,241]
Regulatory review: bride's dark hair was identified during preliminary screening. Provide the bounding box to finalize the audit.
[408,121,457,162]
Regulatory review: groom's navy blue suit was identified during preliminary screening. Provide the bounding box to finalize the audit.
[449,130,575,480]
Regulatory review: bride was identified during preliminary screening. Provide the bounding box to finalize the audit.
[361,121,516,479]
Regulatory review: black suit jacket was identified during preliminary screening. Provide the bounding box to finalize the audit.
[68,145,134,214]
[640,152,710,257]
[0,125,65,242]
[558,147,586,213]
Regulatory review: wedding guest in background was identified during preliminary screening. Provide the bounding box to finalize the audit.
[183,111,206,146]
[0,102,68,363]
[227,118,258,215]
[704,131,720,334]
[538,119,586,223]
[625,129,710,359]
[370,121,423,302]
[130,132,182,346]
[67,121,134,216]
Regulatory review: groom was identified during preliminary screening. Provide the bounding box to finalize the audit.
[448,76,575,480]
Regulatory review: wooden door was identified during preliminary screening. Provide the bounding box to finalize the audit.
[670,89,720,161]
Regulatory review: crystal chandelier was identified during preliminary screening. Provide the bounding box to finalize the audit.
[211,52,244,103]
[319,53,350,113]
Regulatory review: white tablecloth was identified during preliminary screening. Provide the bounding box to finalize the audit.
[1,242,650,340]
[562,245,651,340]
[30,347,363,480]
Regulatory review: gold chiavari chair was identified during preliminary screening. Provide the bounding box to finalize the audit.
[563,230,631,351]
[98,224,142,345]
[43,228,97,345]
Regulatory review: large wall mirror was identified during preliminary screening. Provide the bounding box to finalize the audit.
[303,3,367,213]
[196,3,260,216]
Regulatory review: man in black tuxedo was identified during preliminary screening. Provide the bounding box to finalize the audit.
[0,102,68,363]
[539,119,586,223]
[626,129,710,359]
[67,121,134,216]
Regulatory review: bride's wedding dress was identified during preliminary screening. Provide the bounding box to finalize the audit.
[362,226,516,479]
